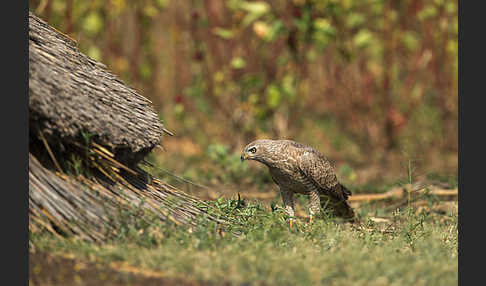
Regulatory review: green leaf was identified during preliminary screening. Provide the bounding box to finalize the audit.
[401,31,419,51]
[353,29,373,48]
[266,84,281,108]
[82,12,104,36]
[87,46,101,61]
[346,13,365,28]
[231,57,246,69]
[446,39,457,56]
[314,18,335,34]
[240,1,270,15]
[240,1,270,27]
[281,74,296,101]
[269,19,285,40]
[242,12,262,27]
[212,27,235,39]
[418,6,437,21]
[140,62,152,80]
[445,2,457,14]
[143,5,159,18]
[156,0,169,9]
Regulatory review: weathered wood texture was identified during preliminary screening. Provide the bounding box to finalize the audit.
[29,12,165,164]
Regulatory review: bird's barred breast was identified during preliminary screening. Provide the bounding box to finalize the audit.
[269,160,311,195]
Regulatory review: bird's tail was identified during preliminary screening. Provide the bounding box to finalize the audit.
[340,184,352,200]
[331,199,356,222]
[321,184,356,222]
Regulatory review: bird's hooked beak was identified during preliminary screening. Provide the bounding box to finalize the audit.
[240,154,246,162]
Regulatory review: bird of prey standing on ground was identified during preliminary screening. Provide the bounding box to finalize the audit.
[241,139,356,228]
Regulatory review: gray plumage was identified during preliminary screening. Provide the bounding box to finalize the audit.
[241,139,355,222]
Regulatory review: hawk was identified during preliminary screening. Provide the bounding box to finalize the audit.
[241,139,355,227]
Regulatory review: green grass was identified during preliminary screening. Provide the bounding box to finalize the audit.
[30,195,457,286]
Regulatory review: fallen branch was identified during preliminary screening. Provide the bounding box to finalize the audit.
[231,186,458,203]
[349,187,458,202]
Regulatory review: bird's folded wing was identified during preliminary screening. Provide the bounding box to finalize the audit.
[297,151,341,199]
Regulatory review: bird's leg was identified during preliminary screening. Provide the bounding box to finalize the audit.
[281,189,295,229]
[308,188,321,224]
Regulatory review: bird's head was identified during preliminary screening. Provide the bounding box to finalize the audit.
[241,139,278,165]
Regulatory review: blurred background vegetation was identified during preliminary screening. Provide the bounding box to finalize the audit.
[29,0,457,192]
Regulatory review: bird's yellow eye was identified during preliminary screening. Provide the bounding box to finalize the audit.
[249,147,257,153]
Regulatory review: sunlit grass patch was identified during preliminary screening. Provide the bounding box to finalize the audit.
[31,195,457,286]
